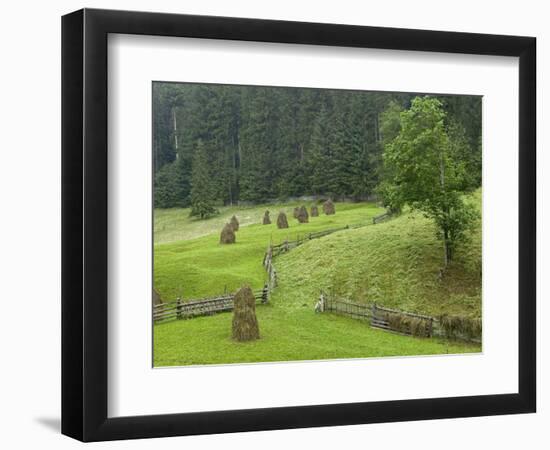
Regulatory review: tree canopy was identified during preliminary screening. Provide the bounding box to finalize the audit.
[381,97,479,265]
[153,83,482,214]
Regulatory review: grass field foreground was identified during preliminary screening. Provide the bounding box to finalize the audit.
[153,195,481,366]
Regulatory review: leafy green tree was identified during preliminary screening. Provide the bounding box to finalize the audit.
[152,83,480,208]
[189,141,218,219]
[382,97,478,266]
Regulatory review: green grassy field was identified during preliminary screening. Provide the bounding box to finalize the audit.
[154,195,481,366]
[154,201,383,300]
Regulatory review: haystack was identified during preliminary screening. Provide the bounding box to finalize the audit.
[310,205,319,217]
[153,288,163,306]
[232,285,260,341]
[230,215,239,231]
[296,205,309,223]
[220,223,236,244]
[323,199,335,215]
[276,212,289,229]
[293,206,300,219]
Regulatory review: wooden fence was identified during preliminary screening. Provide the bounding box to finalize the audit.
[270,225,351,257]
[372,211,393,224]
[154,287,268,322]
[318,291,480,342]
[263,246,278,289]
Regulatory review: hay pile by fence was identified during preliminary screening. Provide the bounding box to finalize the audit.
[438,314,482,340]
[262,210,271,225]
[277,212,289,229]
[220,223,236,244]
[296,205,309,223]
[386,312,430,337]
[153,288,163,306]
[230,215,239,231]
[310,205,319,217]
[323,199,335,215]
[232,285,260,341]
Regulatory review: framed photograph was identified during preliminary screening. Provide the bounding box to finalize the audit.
[62,8,536,442]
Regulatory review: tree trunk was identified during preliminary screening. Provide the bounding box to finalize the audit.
[443,230,450,267]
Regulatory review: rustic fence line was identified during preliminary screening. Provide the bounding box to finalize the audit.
[154,287,268,322]
[318,291,480,343]
[270,225,351,257]
[263,246,278,290]
[372,210,393,224]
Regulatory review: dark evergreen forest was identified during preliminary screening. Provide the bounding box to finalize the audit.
[153,82,481,208]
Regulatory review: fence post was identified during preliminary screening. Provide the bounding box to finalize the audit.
[176,297,182,319]
[262,283,269,304]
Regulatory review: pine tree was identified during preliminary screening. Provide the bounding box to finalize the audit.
[189,141,218,219]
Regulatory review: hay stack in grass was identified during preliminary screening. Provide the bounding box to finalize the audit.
[262,210,271,225]
[220,223,236,244]
[153,288,163,306]
[277,212,289,229]
[230,215,239,231]
[232,285,260,341]
[296,205,309,223]
[323,199,335,215]
[310,205,319,217]
[293,206,300,219]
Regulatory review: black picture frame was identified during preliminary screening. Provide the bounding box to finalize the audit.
[61,8,536,442]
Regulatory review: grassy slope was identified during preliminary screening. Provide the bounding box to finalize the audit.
[154,201,383,300]
[153,196,481,366]
[274,190,482,318]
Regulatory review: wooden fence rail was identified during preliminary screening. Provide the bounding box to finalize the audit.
[270,225,351,257]
[318,291,480,343]
[154,287,268,322]
[372,211,393,224]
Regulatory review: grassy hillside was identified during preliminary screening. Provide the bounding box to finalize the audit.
[273,190,481,318]
[154,201,383,300]
[153,195,481,366]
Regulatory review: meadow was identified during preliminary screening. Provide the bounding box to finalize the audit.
[154,194,482,366]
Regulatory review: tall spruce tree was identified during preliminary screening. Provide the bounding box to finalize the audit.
[189,141,217,219]
[152,83,481,209]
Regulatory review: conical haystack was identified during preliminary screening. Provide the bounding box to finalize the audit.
[262,210,271,225]
[232,285,260,341]
[323,199,335,215]
[277,212,289,229]
[296,205,309,223]
[220,223,236,244]
[293,206,300,219]
[310,205,319,217]
[229,215,239,231]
